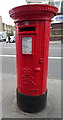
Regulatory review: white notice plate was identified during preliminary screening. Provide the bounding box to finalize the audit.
[22,37,32,54]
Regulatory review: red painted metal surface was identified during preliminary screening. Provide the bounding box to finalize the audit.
[9,4,58,96]
[9,4,58,22]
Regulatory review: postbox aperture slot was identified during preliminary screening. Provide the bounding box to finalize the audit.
[22,37,32,55]
[19,27,36,32]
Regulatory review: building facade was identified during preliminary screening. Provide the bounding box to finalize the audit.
[50,23,63,41]
[2,23,15,35]
[50,0,63,41]
[0,16,15,35]
[0,16,3,31]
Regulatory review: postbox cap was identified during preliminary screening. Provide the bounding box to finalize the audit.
[9,4,58,22]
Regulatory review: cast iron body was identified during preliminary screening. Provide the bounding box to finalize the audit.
[9,4,58,113]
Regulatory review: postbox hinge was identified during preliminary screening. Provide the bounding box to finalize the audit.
[39,58,44,64]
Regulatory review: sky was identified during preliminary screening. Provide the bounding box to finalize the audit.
[0,0,27,26]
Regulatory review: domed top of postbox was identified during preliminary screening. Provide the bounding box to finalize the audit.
[9,4,58,22]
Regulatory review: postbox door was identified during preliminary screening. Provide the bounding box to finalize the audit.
[16,33,44,96]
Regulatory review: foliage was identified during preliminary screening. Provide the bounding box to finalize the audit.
[7,32,14,36]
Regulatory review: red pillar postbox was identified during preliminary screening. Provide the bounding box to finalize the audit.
[9,4,58,113]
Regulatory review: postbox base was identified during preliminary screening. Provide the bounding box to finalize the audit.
[17,90,47,113]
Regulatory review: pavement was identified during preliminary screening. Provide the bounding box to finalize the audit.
[0,41,62,119]
[2,74,61,119]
